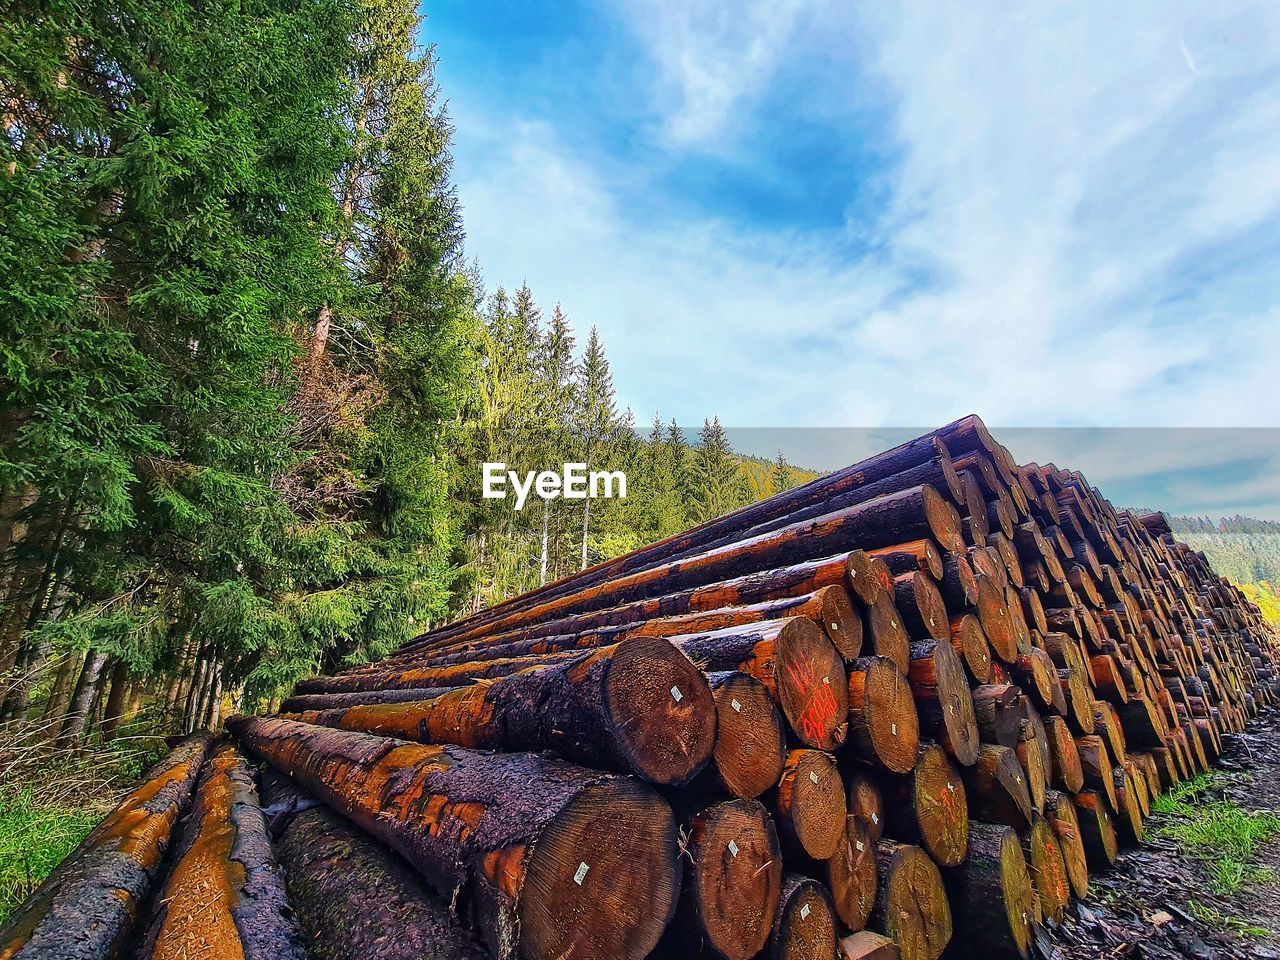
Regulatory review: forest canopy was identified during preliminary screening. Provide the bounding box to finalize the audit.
[0,0,816,740]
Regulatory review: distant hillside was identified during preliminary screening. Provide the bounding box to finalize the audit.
[734,454,824,502]
[1168,515,1280,588]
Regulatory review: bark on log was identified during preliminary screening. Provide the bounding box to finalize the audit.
[286,637,717,785]
[136,741,306,960]
[272,799,489,960]
[866,540,943,581]
[846,656,919,774]
[771,874,839,960]
[0,736,210,960]
[943,822,1035,960]
[906,640,979,766]
[773,749,847,861]
[882,743,969,867]
[869,841,952,960]
[229,717,680,960]
[972,683,1024,748]
[1044,715,1084,793]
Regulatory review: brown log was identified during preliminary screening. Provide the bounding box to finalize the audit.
[944,822,1036,960]
[771,874,839,960]
[846,656,919,774]
[230,717,680,960]
[1013,726,1049,814]
[883,743,969,867]
[268,784,489,960]
[1044,715,1084,793]
[961,745,1033,831]
[671,799,783,960]
[677,619,850,750]
[975,575,1019,664]
[1075,734,1116,802]
[949,613,993,682]
[839,930,900,960]
[704,671,787,799]
[940,552,980,609]
[847,770,885,841]
[1012,648,1065,716]
[906,640,979,766]
[1073,790,1119,868]
[0,736,210,960]
[892,570,950,643]
[870,841,952,960]
[136,741,306,960]
[1022,815,1070,924]
[287,636,716,785]
[972,683,1024,748]
[774,749,848,861]
[827,815,878,934]
[1043,790,1089,899]
[867,539,944,580]
[1111,765,1145,844]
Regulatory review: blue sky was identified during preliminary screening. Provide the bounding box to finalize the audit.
[423,2,1280,517]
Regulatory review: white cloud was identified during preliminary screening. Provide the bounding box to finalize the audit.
[615,0,814,148]
[449,1,1280,439]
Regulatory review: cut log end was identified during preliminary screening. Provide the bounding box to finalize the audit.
[605,636,718,785]
[1024,816,1070,924]
[707,672,786,799]
[907,744,969,868]
[819,584,865,661]
[687,799,783,960]
[776,749,848,861]
[521,779,680,960]
[828,816,878,934]
[848,656,920,774]
[874,842,952,960]
[775,620,850,751]
[772,875,838,960]
[948,823,1035,960]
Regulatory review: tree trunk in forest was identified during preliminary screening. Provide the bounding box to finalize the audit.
[580,494,590,570]
[42,650,81,729]
[182,653,210,734]
[99,660,130,741]
[540,500,550,585]
[56,649,108,746]
[203,663,224,731]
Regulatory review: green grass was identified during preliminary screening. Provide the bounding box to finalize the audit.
[1154,771,1280,895]
[1186,899,1271,938]
[0,788,104,925]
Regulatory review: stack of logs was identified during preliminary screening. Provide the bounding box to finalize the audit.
[5,415,1279,960]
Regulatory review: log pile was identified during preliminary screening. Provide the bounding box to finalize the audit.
[4,414,1279,960]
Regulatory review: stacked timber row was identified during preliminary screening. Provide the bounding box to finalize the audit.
[4,415,1280,960]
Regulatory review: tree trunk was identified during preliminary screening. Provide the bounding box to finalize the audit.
[98,660,130,740]
[230,716,681,960]
[56,649,108,746]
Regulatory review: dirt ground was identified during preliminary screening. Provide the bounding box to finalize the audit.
[1039,708,1280,960]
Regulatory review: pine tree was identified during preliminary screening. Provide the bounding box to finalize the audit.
[689,418,745,524]
[573,327,617,569]
[772,451,796,494]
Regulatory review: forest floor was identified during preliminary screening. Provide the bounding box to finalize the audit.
[1044,707,1280,960]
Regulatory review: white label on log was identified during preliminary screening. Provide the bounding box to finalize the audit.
[823,676,830,685]
[731,698,742,713]
[809,770,820,784]
[728,839,739,858]
[947,782,955,793]
[800,903,811,920]
[856,840,865,852]
[574,862,589,885]
[891,723,898,736]
[670,685,683,702]
[830,622,838,632]
[871,813,879,824]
